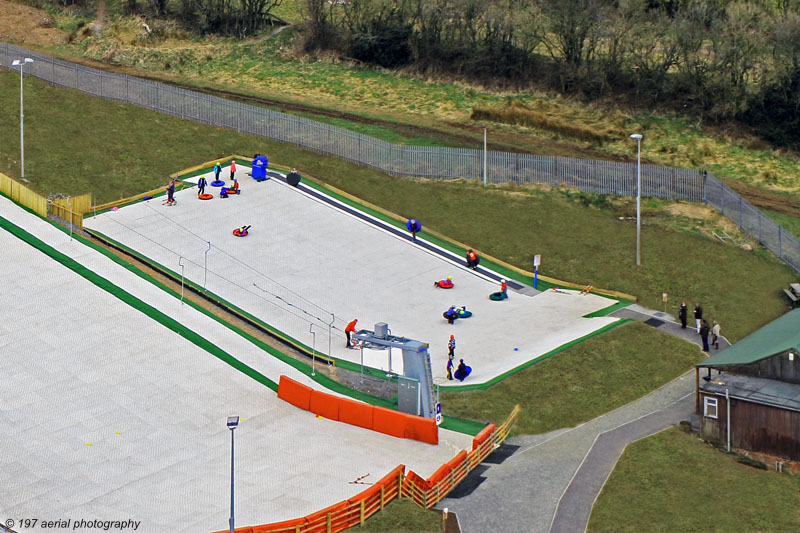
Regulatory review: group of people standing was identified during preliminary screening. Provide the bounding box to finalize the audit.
[446,334,470,381]
[678,301,720,352]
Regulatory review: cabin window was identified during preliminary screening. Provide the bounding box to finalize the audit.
[704,397,718,419]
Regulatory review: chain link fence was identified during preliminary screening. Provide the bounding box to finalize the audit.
[2,42,798,274]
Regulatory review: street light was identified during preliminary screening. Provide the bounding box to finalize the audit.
[630,133,643,266]
[226,416,239,533]
[11,58,33,183]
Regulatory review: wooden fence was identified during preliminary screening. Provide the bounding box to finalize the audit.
[0,172,47,218]
[49,194,91,230]
[219,405,521,533]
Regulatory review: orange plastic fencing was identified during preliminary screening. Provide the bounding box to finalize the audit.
[276,375,438,445]
[309,390,341,421]
[338,397,374,430]
[277,376,313,411]
[218,465,405,533]
[405,405,520,509]
[213,406,520,532]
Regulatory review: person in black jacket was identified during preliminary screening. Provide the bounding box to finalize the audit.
[700,320,711,352]
[694,303,703,334]
[678,301,688,329]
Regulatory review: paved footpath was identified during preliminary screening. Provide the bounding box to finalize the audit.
[439,304,730,533]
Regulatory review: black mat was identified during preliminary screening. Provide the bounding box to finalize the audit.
[644,317,665,328]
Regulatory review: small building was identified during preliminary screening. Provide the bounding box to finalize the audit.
[696,309,800,461]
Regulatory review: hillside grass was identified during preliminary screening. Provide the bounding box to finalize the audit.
[588,428,800,532]
[0,71,795,342]
[34,19,800,198]
[441,322,702,435]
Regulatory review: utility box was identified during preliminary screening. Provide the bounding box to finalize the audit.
[374,322,388,339]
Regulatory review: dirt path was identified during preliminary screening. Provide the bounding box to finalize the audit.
[93,0,107,37]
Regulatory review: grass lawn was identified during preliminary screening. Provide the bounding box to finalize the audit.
[40,17,800,197]
[441,322,702,435]
[0,72,795,342]
[356,498,440,532]
[588,427,800,532]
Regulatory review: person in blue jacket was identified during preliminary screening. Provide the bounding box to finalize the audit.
[406,218,421,242]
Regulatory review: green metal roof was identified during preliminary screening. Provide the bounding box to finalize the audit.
[697,309,800,368]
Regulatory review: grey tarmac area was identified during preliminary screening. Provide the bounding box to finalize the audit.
[438,303,718,533]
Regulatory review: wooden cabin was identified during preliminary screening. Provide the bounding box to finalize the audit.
[696,309,800,461]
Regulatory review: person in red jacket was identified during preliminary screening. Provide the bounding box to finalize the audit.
[466,249,480,269]
[230,160,237,180]
[345,319,358,348]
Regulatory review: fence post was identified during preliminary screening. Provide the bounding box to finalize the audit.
[701,170,707,203]
[397,470,403,498]
[360,498,366,526]
[326,512,332,533]
[380,485,385,510]
[758,215,762,243]
[739,196,743,228]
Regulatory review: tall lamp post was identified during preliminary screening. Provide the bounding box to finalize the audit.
[12,58,34,183]
[630,133,643,266]
[227,416,239,533]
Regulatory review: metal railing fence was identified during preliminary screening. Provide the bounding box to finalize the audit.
[2,42,798,274]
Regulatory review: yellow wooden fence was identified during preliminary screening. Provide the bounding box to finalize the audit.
[49,194,92,230]
[0,173,47,218]
[223,405,521,533]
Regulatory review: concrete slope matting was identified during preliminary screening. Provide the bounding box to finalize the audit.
[0,219,470,533]
[84,176,619,386]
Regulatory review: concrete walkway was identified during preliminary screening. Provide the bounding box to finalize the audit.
[439,303,727,533]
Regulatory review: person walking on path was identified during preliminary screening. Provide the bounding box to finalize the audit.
[229,160,236,180]
[197,176,207,196]
[466,249,480,269]
[694,303,703,333]
[345,318,358,348]
[213,161,222,182]
[700,320,711,352]
[711,320,721,349]
[406,218,421,242]
[678,301,688,329]
[448,335,456,357]
[446,356,454,380]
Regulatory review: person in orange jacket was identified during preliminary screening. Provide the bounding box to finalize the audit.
[230,160,237,180]
[466,249,480,269]
[345,318,358,348]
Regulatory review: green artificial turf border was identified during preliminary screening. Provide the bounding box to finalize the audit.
[0,213,278,392]
[438,318,633,391]
[0,211,483,435]
[84,225,395,379]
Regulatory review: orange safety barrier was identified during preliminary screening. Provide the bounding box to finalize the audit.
[251,518,304,533]
[276,376,437,444]
[472,423,496,450]
[223,465,406,533]
[277,376,313,411]
[309,390,340,421]
[403,413,438,445]
[338,397,374,430]
[372,406,408,439]
[213,407,520,532]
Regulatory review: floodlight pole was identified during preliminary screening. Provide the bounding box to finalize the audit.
[226,416,239,533]
[482,126,487,186]
[630,134,643,266]
[12,58,33,183]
